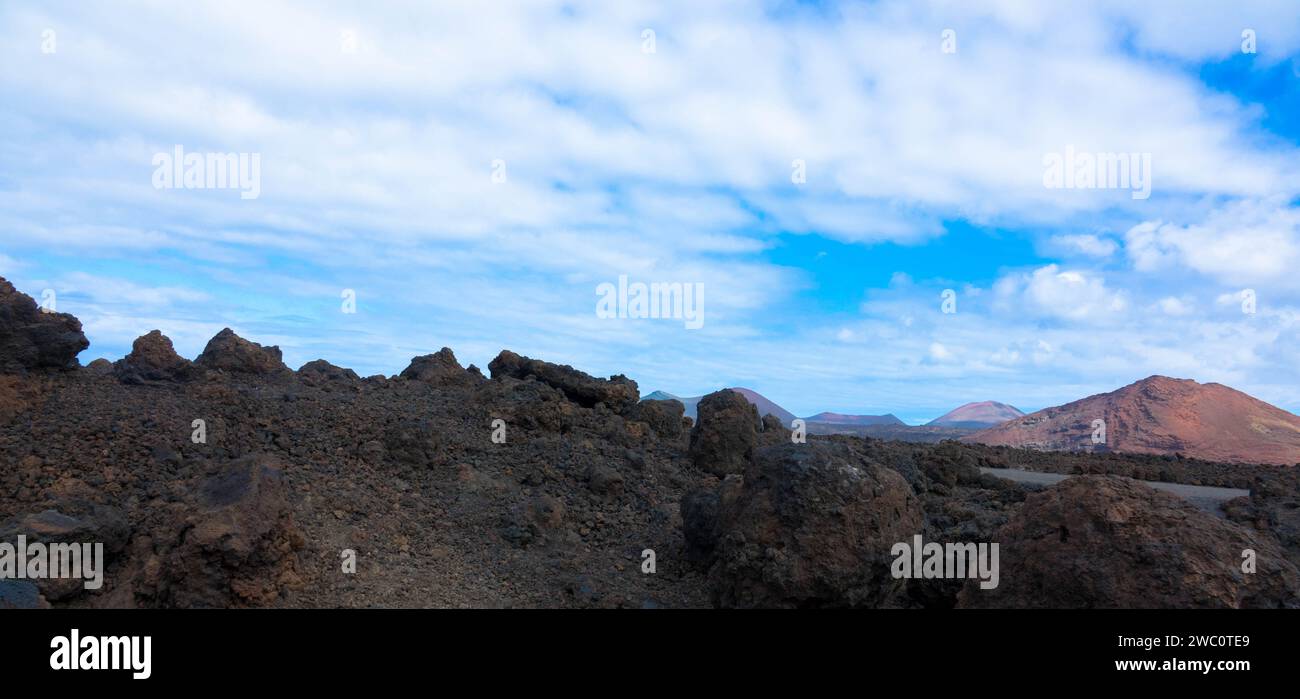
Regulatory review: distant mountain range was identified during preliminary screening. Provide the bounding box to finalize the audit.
[643,388,921,431]
[644,388,901,426]
[965,376,1300,465]
[647,378,1300,463]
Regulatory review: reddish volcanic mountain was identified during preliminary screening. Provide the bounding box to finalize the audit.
[965,376,1300,465]
[927,401,1024,428]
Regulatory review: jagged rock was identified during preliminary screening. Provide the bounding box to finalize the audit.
[689,390,759,476]
[114,330,194,383]
[86,358,114,375]
[297,359,360,383]
[758,413,791,445]
[400,347,477,386]
[627,398,686,439]
[958,476,1300,609]
[194,328,290,376]
[152,455,303,607]
[488,350,638,409]
[705,442,924,608]
[0,276,88,373]
[1226,481,1300,570]
[0,501,130,601]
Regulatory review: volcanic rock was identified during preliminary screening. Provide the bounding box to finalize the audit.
[689,389,759,476]
[488,350,638,410]
[194,328,290,376]
[704,442,924,608]
[626,398,686,439]
[0,501,130,601]
[151,455,303,607]
[958,475,1300,608]
[0,276,88,373]
[297,359,360,383]
[400,347,476,386]
[114,330,193,383]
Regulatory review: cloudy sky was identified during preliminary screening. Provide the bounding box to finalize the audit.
[3,0,1299,422]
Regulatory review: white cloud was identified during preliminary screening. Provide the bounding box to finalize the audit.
[1125,199,1300,286]
[1048,233,1118,258]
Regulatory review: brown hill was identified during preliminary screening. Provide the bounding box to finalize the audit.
[927,401,1024,428]
[965,376,1300,465]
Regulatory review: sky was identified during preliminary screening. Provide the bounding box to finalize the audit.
[2,0,1299,423]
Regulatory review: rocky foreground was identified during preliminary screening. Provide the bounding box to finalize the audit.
[1,277,1298,609]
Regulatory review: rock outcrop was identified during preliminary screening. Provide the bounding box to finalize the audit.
[959,475,1300,608]
[194,328,291,376]
[689,389,759,476]
[488,350,638,410]
[0,500,130,602]
[297,359,360,384]
[147,455,304,608]
[114,330,194,383]
[626,398,686,439]
[0,276,88,373]
[400,347,477,386]
[695,442,924,608]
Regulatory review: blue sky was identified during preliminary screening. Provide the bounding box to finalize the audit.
[3,1,1300,423]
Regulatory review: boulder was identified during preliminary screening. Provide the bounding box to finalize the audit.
[0,277,88,373]
[487,350,638,410]
[0,501,130,601]
[114,330,193,383]
[194,328,290,376]
[627,398,686,439]
[958,475,1300,608]
[705,442,924,608]
[152,455,304,607]
[689,390,760,476]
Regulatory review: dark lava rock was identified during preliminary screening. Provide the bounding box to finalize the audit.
[86,358,114,375]
[689,389,759,476]
[959,475,1300,609]
[681,485,724,567]
[194,328,290,376]
[297,359,360,383]
[705,442,924,608]
[400,347,477,386]
[627,398,685,439]
[151,455,303,608]
[488,349,639,410]
[0,501,130,601]
[114,330,194,383]
[0,276,88,373]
